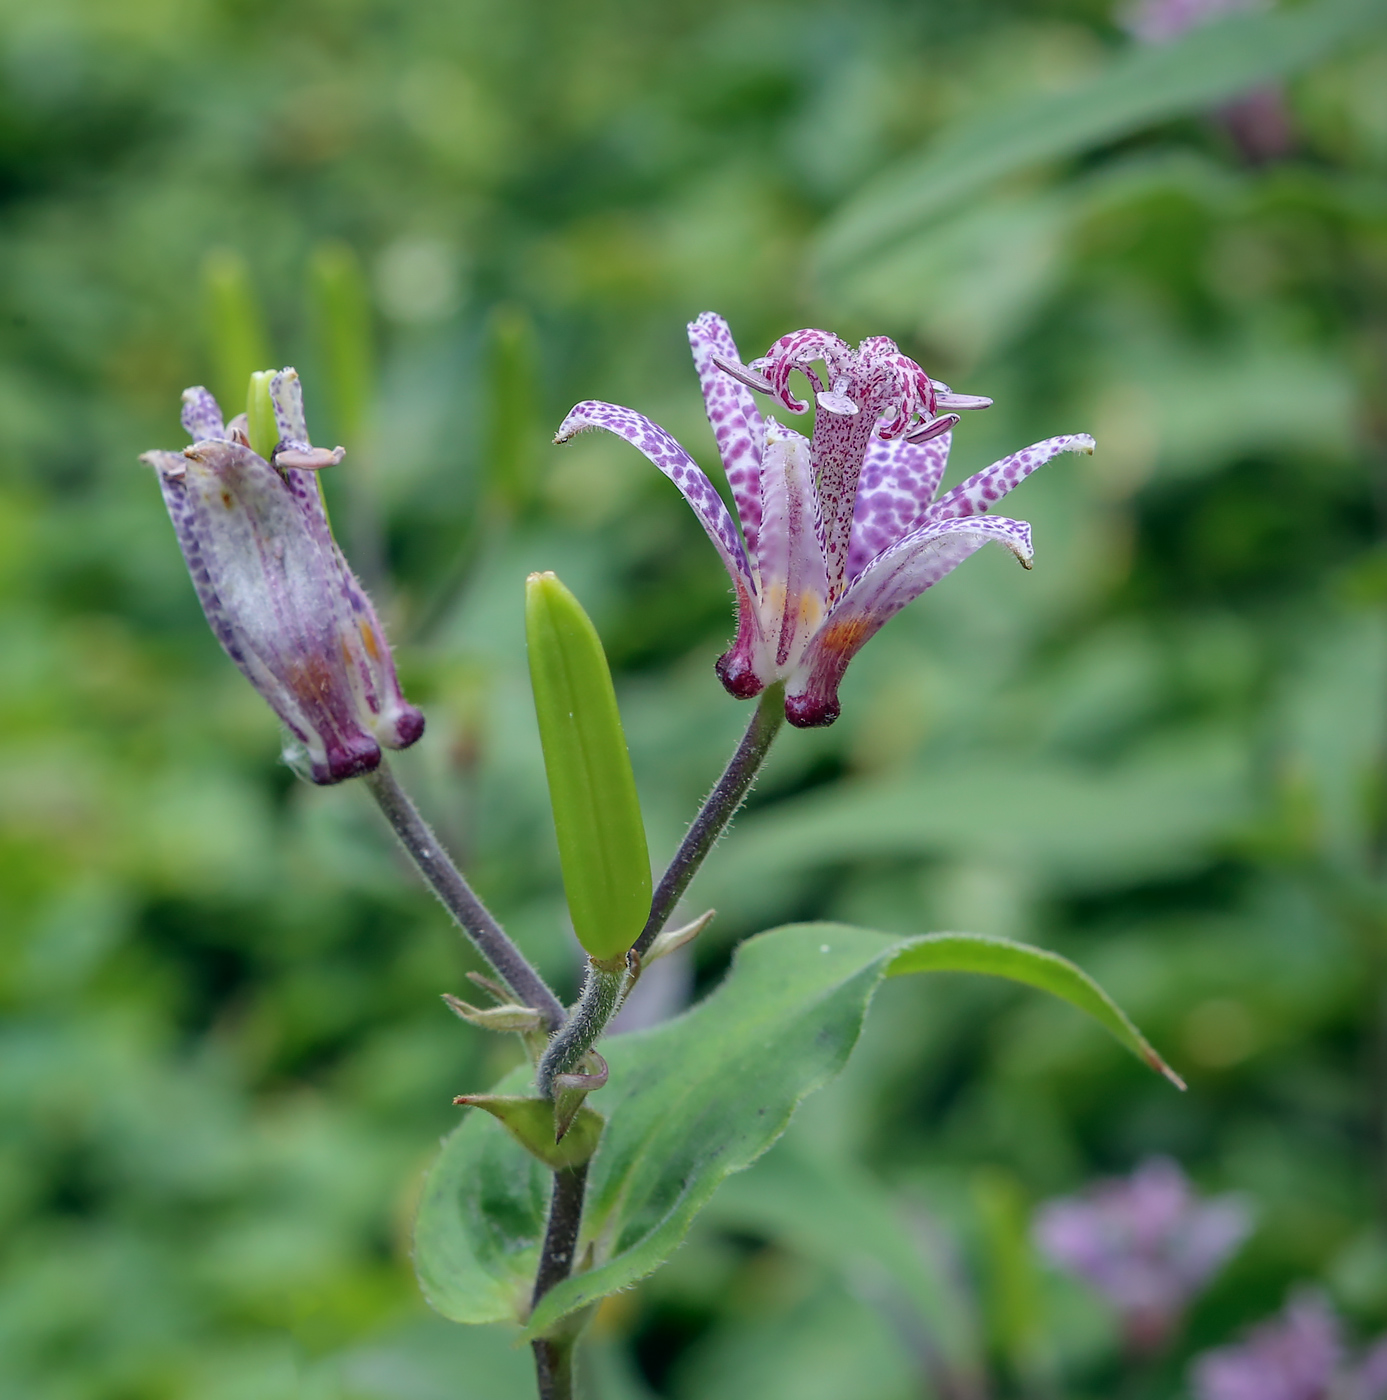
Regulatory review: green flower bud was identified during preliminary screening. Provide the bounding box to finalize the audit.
[526,571,651,961]
[246,369,279,462]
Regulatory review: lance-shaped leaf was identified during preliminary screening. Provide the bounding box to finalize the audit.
[413,922,1179,1333]
[525,572,651,961]
[816,0,1387,277]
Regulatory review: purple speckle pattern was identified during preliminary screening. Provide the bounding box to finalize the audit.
[785,515,1031,727]
[556,312,1095,726]
[931,433,1095,521]
[847,428,953,581]
[144,384,423,783]
[180,386,227,443]
[270,367,312,450]
[688,313,765,556]
[555,400,757,598]
[1035,1157,1251,1356]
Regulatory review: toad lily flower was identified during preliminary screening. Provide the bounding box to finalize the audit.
[141,369,424,784]
[556,313,1094,726]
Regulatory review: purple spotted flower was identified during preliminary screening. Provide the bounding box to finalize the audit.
[142,370,424,784]
[556,313,1092,727]
[1035,1157,1250,1354]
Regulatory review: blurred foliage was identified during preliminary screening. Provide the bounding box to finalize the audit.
[3,0,1387,1395]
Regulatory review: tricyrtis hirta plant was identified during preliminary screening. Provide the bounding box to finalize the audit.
[557,313,1094,725]
[149,324,1172,1400]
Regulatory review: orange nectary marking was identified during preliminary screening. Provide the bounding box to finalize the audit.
[359,619,381,661]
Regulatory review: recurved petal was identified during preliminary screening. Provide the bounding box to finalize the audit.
[689,313,765,555]
[786,515,1033,728]
[847,428,953,581]
[555,400,758,599]
[929,434,1094,521]
[164,440,383,783]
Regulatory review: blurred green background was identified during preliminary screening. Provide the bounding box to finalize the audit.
[4,0,1387,1395]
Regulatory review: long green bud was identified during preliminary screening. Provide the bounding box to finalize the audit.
[526,572,650,961]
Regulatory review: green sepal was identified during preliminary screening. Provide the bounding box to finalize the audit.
[246,370,279,462]
[525,572,651,960]
[452,1095,605,1171]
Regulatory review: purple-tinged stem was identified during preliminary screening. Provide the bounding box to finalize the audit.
[363,760,565,1031]
[632,682,785,958]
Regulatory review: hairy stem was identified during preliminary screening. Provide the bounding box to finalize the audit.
[530,1163,589,1400]
[537,956,626,1098]
[363,760,565,1031]
[632,683,785,958]
[527,688,787,1395]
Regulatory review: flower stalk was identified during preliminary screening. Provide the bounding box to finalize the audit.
[364,761,565,1030]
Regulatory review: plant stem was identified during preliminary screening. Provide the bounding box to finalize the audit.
[632,682,785,958]
[537,956,626,1098]
[525,688,787,1396]
[530,1163,588,1400]
[362,760,565,1031]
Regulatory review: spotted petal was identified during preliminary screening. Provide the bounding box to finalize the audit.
[786,515,1033,728]
[929,434,1095,521]
[846,428,953,581]
[689,313,765,557]
[756,422,828,676]
[181,386,228,443]
[555,400,766,697]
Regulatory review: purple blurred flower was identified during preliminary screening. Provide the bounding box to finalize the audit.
[1119,0,1294,162]
[1034,1157,1250,1353]
[142,370,424,785]
[1193,1291,1341,1400]
[556,314,1092,727]
[1193,1292,1387,1400]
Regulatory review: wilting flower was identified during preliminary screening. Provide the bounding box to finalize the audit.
[142,370,424,784]
[1035,1156,1250,1354]
[556,313,1092,727]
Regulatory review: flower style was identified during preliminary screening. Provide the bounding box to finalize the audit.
[1035,1156,1251,1354]
[142,370,424,784]
[556,313,1093,727]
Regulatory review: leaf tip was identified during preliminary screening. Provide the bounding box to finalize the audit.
[1148,1050,1186,1092]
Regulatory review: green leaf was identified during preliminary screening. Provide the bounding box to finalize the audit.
[886,933,1183,1088]
[414,923,1177,1334]
[816,0,1387,277]
[453,1095,605,1170]
[526,571,651,960]
[414,1066,548,1325]
[710,1136,986,1385]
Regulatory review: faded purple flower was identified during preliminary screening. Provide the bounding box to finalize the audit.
[1119,0,1294,162]
[556,314,1092,727]
[1192,1291,1342,1400]
[142,370,424,784]
[1035,1157,1250,1354]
